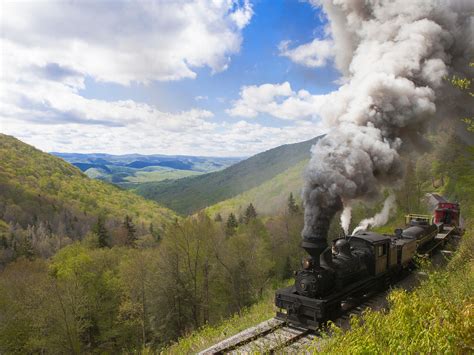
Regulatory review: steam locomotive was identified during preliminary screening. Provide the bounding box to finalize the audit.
[275,201,460,329]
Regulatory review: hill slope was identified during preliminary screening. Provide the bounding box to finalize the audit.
[135,136,321,214]
[205,159,307,218]
[0,134,176,259]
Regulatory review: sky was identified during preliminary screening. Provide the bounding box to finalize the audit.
[0,0,341,157]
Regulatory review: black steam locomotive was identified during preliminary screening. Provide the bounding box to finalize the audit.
[275,216,444,329]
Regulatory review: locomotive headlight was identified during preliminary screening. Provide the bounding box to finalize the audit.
[302,258,312,270]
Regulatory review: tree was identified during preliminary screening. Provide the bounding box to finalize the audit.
[287,193,299,215]
[449,62,473,132]
[282,255,293,279]
[123,215,137,247]
[244,203,257,224]
[92,216,109,248]
[226,213,238,236]
[149,223,161,242]
[214,213,222,222]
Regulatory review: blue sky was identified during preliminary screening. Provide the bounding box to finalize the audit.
[0,0,340,156]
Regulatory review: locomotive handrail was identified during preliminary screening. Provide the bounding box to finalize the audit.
[405,214,433,225]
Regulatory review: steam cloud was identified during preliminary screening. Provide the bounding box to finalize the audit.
[340,205,352,235]
[302,0,473,242]
[352,195,396,235]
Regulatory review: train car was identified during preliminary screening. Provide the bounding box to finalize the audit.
[400,214,439,252]
[434,202,460,228]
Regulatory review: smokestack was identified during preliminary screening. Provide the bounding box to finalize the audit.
[301,186,342,263]
[301,0,473,252]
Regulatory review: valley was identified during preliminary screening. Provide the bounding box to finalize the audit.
[54,152,242,187]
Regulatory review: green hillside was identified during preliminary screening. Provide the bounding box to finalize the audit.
[134,136,321,215]
[0,134,176,262]
[205,159,307,218]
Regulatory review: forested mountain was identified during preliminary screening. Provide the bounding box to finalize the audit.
[0,134,176,264]
[134,136,322,214]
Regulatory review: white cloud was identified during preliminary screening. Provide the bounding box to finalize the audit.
[1,0,253,85]
[227,82,328,120]
[0,0,328,157]
[0,68,326,156]
[279,38,335,68]
[1,95,325,157]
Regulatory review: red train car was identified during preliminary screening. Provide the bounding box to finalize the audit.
[434,202,460,227]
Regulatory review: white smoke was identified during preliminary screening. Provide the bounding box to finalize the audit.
[352,194,396,234]
[302,0,473,242]
[340,204,352,235]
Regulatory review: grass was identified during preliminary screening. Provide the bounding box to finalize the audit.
[124,169,202,183]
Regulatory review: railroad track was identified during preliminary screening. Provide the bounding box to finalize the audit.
[199,293,389,354]
[199,319,313,354]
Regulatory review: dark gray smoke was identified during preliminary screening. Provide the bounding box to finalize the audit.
[302,0,473,242]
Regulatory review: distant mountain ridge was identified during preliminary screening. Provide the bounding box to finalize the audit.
[53,152,243,170]
[134,136,322,215]
[53,152,242,185]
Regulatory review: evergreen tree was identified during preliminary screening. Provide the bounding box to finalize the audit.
[287,193,299,215]
[123,215,137,247]
[149,223,161,242]
[214,213,223,222]
[283,256,293,279]
[93,216,109,248]
[0,235,8,249]
[226,213,238,236]
[244,203,257,224]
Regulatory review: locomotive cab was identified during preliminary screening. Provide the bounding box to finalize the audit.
[348,232,392,275]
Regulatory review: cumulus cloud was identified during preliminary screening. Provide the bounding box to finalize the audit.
[1,98,323,156]
[3,0,321,157]
[227,82,328,120]
[1,0,253,84]
[279,38,335,68]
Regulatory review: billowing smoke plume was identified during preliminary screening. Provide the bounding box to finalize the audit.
[302,0,473,242]
[352,195,396,235]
